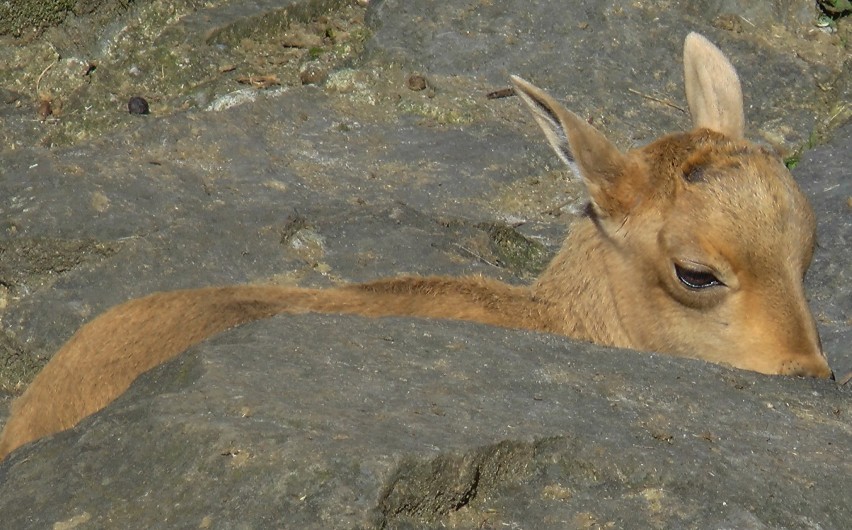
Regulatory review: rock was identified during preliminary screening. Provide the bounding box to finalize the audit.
[0,0,849,527]
[300,62,328,85]
[406,73,428,91]
[365,0,850,149]
[0,314,848,528]
[127,96,150,115]
[795,124,852,370]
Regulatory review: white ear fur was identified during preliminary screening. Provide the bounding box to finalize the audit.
[509,75,580,177]
[510,75,631,218]
[683,32,745,138]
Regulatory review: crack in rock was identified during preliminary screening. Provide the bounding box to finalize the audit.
[377,440,537,526]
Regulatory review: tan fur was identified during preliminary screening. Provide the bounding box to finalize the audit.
[0,33,833,460]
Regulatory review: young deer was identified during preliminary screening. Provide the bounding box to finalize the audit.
[0,33,833,461]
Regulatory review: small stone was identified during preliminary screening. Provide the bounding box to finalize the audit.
[281,29,323,49]
[299,63,327,85]
[712,14,743,33]
[407,74,428,91]
[37,98,52,120]
[128,96,149,115]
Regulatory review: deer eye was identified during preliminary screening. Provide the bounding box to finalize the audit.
[674,264,722,290]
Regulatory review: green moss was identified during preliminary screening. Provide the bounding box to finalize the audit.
[479,223,549,276]
[396,100,475,125]
[0,0,77,37]
[0,332,45,394]
[20,0,371,148]
[818,0,852,17]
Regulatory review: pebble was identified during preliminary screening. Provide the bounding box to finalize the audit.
[128,96,149,115]
[299,63,327,85]
[406,74,428,91]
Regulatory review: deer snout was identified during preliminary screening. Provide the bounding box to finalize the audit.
[795,315,833,379]
[776,328,833,379]
[739,289,832,378]
[787,359,834,379]
[779,326,833,379]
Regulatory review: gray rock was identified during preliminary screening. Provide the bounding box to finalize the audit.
[366,0,848,149]
[796,124,852,375]
[0,0,849,527]
[0,314,848,528]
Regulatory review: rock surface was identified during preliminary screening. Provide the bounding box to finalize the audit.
[2,314,850,528]
[0,0,849,528]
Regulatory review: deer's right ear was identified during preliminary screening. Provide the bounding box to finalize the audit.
[510,75,635,219]
[683,32,745,138]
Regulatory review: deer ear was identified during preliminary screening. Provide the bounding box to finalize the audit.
[683,32,745,138]
[510,75,637,218]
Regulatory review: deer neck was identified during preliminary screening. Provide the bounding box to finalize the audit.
[532,217,634,349]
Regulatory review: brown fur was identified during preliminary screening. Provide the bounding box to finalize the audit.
[0,33,833,460]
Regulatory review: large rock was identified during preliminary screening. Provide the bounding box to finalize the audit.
[796,124,852,371]
[0,0,849,527]
[0,313,849,528]
[366,0,850,149]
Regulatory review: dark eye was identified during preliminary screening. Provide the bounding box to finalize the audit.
[675,264,722,290]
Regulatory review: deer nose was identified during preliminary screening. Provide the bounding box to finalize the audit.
[788,350,834,379]
[808,361,834,379]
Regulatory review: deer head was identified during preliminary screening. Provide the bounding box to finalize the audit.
[511,33,833,378]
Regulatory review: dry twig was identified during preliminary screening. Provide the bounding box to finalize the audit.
[628,88,686,113]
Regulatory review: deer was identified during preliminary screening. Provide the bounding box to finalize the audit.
[0,33,834,461]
